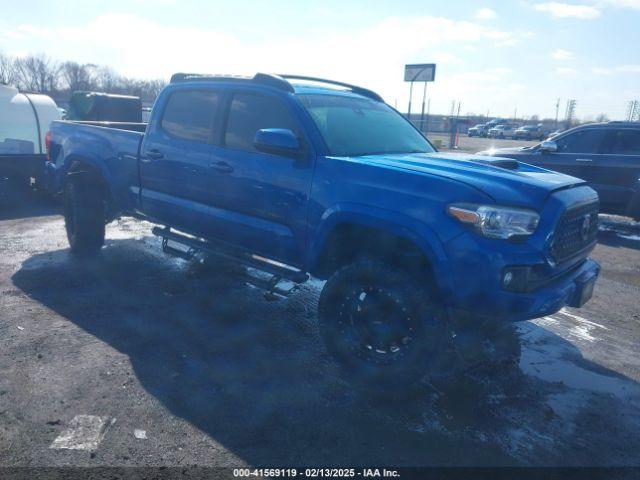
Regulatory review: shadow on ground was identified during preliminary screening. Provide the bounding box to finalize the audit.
[10,238,640,466]
[0,188,60,221]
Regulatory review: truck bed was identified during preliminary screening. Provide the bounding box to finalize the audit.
[47,121,145,212]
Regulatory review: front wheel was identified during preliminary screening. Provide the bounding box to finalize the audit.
[318,260,446,390]
[64,177,106,255]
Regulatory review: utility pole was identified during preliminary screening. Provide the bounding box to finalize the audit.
[513,107,518,122]
[627,100,639,121]
[565,99,577,129]
[555,98,560,128]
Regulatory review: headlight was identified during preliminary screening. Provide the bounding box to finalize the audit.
[448,204,540,239]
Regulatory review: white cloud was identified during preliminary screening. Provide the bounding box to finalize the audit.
[475,7,498,20]
[591,64,640,74]
[556,67,578,75]
[534,2,601,19]
[433,52,464,65]
[0,13,530,100]
[601,0,640,9]
[618,65,640,73]
[551,48,574,60]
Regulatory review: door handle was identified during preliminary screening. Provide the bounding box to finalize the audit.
[145,149,164,160]
[210,161,234,174]
[575,158,593,162]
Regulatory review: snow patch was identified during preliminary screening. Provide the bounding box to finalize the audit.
[50,415,114,451]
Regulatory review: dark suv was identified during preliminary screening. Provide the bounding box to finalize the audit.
[480,122,640,219]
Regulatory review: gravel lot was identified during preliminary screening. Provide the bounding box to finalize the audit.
[428,133,538,153]
[1,193,639,468]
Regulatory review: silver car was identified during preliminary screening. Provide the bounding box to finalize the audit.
[488,124,516,139]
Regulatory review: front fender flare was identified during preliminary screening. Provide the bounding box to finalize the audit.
[307,203,455,302]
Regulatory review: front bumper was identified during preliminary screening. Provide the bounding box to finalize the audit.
[447,250,600,323]
[443,185,600,322]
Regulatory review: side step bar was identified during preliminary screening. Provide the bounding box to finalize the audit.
[151,226,309,284]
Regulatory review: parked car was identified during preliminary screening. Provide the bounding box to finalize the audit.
[0,84,61,200]
[46,73,600,390]
[488,124,516,139]
[485,118,506,129]
[478,121,640,219]
[468,123,487,137]
[514,125,546,141]
[67,91,142,122]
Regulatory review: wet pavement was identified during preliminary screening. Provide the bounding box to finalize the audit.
[0,194,639,467]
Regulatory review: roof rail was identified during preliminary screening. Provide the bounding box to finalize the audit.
[278,74,384,102]
[171,72,259,84]
[170,72,294,93]
[169,72,383,101]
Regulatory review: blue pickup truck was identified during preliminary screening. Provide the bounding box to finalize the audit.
[46,73,600,389]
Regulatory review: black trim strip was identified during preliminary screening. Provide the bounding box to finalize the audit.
[23,93,42,155]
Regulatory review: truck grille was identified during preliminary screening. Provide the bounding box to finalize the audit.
[550,201,599,263]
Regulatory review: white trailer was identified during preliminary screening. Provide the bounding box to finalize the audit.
[0,84,61,198]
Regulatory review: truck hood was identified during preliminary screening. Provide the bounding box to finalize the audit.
[337,151,585,207]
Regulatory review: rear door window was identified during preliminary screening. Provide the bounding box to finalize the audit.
[555,129,606,154]
[224,93,298,153]
[161,90,219,143]
[609,129,640,155]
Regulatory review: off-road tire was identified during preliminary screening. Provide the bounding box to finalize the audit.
[64,176,106,255]
[318,259,447,391]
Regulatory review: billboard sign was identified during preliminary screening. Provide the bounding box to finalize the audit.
[404,63,436,82]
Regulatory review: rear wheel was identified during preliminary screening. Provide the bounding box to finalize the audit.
[64,176,106,255]
[318,259,447,391]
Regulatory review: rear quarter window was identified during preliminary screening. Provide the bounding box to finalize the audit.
[161,90,219,143]
[610,129,640,155]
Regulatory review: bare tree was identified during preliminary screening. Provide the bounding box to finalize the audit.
[595,113,609,123]
[61,61,97,91]
[2,51,165,101]
[95,66,120,92]
[0,52,17,85]
[13,54,61,94]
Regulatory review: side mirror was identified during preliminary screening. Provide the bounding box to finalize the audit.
[539,140,558,153]
[254,129,301,158]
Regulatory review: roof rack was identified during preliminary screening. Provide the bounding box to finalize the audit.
[170,72,383,102]
[278,74,384,102]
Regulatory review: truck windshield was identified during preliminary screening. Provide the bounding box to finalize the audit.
[299,94,434,157]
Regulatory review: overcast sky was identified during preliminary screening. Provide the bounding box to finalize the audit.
[1,0,639,120]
